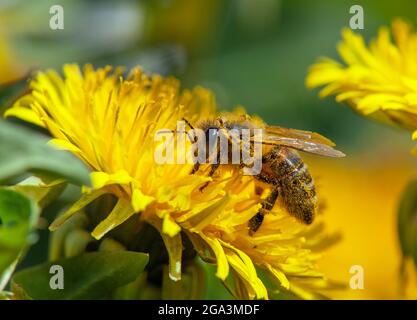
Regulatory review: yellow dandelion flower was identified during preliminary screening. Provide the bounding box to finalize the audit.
[6,64,337,299]
[306,19,417,146]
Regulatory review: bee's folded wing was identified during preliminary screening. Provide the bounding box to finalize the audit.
[250,126,345,158]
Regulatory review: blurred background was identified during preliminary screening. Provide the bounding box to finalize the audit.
[1,0,417,299]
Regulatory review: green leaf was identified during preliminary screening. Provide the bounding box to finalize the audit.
[0,120,90,186]
[0,291,13,300]
[199,259,234,300]
[9,175,67,209]
[0,76,29,116]
[397,178,417,268]
[112,272,149,300]
[0,188,38,290]
[12,251,149,299]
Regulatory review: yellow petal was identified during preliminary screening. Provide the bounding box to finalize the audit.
[265,264,290,290]
[48,138,81,153]
[49,188,108,231]
[162,212,181,237]
[160,231,183,281]
[91,197,136,239]
[200,235,229,280]
[4,106,45,127]
[225,247,268,300]
[132,188,154,212]
[91,170,132,189]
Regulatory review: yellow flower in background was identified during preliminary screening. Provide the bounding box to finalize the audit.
[0,33,24,85]
[306,17,417,299]
[308,154,417,299]
[306,19,417,151]
[6,64,337,299]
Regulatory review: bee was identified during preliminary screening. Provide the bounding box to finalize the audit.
[182,115,345,234]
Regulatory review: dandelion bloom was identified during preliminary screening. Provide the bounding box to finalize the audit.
[6,64,337,299]
[306,19,417,147]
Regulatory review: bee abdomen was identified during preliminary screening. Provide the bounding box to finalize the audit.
[275,151,317,224]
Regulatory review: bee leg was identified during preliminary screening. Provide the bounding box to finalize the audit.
[255,172,279,185]
[248,209,267,236]
[199,163,220,192]
[248,187,279,235]
[191,162,200,174]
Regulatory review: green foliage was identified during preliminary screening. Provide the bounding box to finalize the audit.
[0,189,38,291]
[0,120,90,186]
[397,178,417,268]
[9,176,67,209]
[48,212,91,261]
[0,76,29,116]
[162,262,206,300]
[12,251,149,299]
[200,260,234,300]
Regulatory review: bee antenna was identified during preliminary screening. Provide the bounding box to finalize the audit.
[182,117,195,130]
[181,117,198,143]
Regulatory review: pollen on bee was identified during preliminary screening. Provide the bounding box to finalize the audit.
[153,120,263,175]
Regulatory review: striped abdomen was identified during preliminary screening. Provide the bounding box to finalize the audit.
[272,147,317,224]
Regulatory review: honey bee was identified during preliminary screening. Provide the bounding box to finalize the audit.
[182,115,345,234]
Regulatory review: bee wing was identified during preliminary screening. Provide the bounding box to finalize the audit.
[251,126,345,157]
[265,125,336,146]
